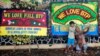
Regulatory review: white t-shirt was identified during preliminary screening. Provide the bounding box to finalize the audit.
[68,26,76,39]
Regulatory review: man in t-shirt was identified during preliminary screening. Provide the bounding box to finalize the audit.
[65,21,76,53]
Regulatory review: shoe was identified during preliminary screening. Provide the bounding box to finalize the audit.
[83,50,88,55]
[76,51,81,54]
[64,50,67,54]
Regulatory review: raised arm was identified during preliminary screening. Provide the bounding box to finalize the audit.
[83,23,90,33]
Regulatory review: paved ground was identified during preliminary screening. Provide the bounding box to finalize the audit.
[0,48,100,56]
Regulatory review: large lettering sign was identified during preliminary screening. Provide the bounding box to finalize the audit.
[51,2,98,35]
[0,10,47,36]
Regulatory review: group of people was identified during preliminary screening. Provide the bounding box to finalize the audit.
[65,21,90,54]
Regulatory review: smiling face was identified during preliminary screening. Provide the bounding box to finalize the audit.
[70,24,75,27]
[69,21,75,27]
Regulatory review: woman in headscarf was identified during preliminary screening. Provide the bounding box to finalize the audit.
[75,23,90,54]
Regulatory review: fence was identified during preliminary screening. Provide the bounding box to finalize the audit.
[0,35,100,50]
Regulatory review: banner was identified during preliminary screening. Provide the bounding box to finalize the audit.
[51,2,98,36]
[0,10,47,36]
